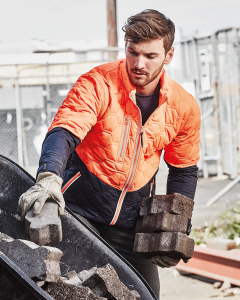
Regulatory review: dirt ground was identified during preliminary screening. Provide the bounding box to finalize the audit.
[158,268,240,300]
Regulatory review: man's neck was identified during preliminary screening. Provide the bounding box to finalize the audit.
[135,74,161,95]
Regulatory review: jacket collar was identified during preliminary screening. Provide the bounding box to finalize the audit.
[120,59,169,105]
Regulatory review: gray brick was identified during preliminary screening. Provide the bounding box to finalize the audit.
[135,218,143,233]
[25,201,62,246]
[133,233,151,253]
[82,264,139,300]
[139,193,194,219]
[78,267,97,282]
[62,271,82,286]
[131,290,141,300]
[135,215,156,233]
[45,281,106,300]
[0,232,62,282]
[155,212,188,233]
[134,232,194,260]
[136,212,188,234]
[0,233,14,253]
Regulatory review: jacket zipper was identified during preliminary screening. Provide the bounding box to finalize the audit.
[140,128,144,148]
[110,90,168,225]
[118,116,131,158]
[110,108,142,225]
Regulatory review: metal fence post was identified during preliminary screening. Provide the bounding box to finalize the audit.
[233,28,240,175]
[192,38,209,178]
[15,65,24,167]
[211,33,223,177]
[46,60,51,127]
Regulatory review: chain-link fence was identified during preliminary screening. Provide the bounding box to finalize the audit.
[0,30,240,178]
[0,50,124,176]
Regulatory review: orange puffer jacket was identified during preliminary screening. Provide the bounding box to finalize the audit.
[49,59,201,225]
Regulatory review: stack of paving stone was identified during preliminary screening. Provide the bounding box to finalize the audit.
[133,193,195,261]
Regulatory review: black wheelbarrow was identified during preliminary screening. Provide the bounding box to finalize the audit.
[0,155,158,300]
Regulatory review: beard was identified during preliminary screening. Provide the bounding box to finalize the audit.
[127,61,164,87]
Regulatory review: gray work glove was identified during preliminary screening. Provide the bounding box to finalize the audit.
[151,256,181,268]
[18,171,65,218]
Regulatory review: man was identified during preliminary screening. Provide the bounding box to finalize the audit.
[19,9,200,299]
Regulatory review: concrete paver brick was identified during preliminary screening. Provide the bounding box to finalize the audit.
[133,233,151,253]
[139,193,194,219]
[25,201,62,246]
[45,280,106,300]
[82,263,140,300]
[0,233,14,253]
[135,212,188,234]
[131,290,141,300]
[206,237,237,251]
[78,267,97,282]
[134,232,194,259]
[135,218,143,234]
[0,232,62,282]
[63,271,82,286]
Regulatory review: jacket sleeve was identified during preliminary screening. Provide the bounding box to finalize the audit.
[37,127,80,177]
[166,163,198,200]
[164,95,201,168]
[48,72,109,141]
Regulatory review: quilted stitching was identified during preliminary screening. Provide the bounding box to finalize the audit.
[49,59,201,192]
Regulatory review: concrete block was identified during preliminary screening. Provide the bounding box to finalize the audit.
[206,237,237,251]
[78,267,97,282]
[139,193,194,219]
[213,282,222,289]
[0,233,14,253]
[224,288,240,296]
[135,218,143,233]
[64,271,82,286]
[131,290,140,300]
[134,232,195,260]
[45,280,106,300]
[36,281,45,287]
[0,232,62,282]
[133,233,151,253]
[221,279,231,291]
[82,263,138,300]
[25,200,62,246]
[135,212,188,234]
[65,270,78,280]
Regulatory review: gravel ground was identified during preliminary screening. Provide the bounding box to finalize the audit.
[159,268,240,300]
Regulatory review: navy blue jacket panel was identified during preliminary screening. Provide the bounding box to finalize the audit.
[37,127,80,177]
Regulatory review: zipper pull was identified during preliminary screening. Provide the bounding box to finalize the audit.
[140,131,144,148]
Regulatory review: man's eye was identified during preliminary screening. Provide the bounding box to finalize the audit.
[129,49,137,56]
[147,55,155,59]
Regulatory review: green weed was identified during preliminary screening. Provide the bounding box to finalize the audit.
[190,206,240,245]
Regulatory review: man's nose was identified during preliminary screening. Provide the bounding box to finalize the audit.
[134,56,145,70]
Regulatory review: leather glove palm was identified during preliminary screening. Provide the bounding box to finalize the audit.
[151,256,180,268]
[18,172,65,218]
[151,256,189,268]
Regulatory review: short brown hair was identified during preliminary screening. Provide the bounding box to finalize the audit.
[123,9,175,54]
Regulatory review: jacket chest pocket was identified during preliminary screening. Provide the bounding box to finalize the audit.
[118,116,131,159]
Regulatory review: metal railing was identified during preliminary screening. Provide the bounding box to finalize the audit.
[179,27,240,178]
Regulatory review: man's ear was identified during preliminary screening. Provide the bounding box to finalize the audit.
[164,47,174,65]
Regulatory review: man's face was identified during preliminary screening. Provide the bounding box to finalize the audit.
[125,39,173,88]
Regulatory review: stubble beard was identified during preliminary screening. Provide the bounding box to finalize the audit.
[127,62,164,88]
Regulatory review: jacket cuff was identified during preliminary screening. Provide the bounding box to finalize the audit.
[37,162,62,178]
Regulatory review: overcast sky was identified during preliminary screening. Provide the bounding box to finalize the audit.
[0,0,240,45]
